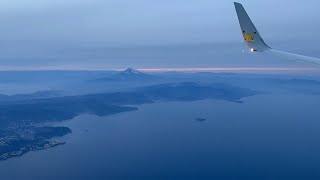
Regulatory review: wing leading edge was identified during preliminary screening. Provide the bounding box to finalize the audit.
[234,2,320,65]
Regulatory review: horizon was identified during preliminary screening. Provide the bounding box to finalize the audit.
[0,67,318,74]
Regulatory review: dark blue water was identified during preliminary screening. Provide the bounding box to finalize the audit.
[1,94,320,180]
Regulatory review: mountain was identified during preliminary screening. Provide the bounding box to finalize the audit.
[138,82,257,102]
[120,67,145,76]
[0,82,257,129]
[0,90,62,102]
[94,68,157,82]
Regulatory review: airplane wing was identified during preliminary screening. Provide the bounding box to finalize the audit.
[234,2,320,65]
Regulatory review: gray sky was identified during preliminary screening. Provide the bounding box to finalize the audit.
[0,0,320,69]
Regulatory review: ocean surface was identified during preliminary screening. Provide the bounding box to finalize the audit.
[1,94,320,180]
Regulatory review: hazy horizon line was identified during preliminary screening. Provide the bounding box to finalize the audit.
[0,66,318,73]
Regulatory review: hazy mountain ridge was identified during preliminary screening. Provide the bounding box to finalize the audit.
[93,68,158,82]
[0,91,62,102]
[0,82,257,130]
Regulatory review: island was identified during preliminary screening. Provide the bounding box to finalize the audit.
[195,118,207,122]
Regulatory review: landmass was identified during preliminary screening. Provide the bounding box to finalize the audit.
[0,81,257,161]
[0,82,256,129]
[2,69,320,161]
[0,127,71,161]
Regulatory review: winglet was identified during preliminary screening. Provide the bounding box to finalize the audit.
[234,2,271,52]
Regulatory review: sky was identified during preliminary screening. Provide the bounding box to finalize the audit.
[0,0,320,70]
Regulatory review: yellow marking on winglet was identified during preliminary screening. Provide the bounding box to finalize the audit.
[243,31,256,42]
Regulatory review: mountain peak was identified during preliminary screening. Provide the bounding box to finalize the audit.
[93,67,156,82]
[121,68,143,75]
